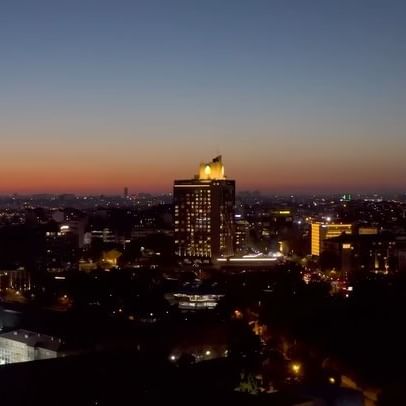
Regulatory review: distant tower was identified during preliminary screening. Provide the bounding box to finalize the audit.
[124,187,129,198]
[174,156,235,260]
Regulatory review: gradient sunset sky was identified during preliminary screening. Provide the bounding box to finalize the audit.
[1,0,406,194]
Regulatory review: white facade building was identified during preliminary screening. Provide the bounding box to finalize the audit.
[0,329,65,365]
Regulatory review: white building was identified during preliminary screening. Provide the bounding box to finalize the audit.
[0,329,65,365]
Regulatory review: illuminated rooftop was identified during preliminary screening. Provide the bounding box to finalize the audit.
[198,155,225,180]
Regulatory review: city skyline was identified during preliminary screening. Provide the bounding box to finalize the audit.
[2,3,406,404]
[0,156,405,196]
[2,0,406,194]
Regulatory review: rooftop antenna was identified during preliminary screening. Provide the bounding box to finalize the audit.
[215,144,221,160]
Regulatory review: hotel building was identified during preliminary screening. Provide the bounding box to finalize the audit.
[174,156,235,260]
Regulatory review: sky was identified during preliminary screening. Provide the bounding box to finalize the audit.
[1,0,406,194]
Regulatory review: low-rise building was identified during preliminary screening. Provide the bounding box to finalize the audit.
[0,329,67,365]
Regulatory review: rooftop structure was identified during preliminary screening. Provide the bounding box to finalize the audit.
[0,329,65,365]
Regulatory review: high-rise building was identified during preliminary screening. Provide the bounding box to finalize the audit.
[174,156,235,260]
[234,217,250,254]
[311,222,352,256]
[44,226,80,272]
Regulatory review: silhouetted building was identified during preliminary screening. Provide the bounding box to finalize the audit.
[44,226,79,272]
[234,216,250,254]
[90,227,116,243]
[0,268,31,295]
[323,232,398,276]
[174,156,235,260]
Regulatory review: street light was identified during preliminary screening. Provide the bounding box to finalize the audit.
[291,362,301,375]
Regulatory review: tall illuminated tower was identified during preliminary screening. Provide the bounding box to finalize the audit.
[174,156,235,260]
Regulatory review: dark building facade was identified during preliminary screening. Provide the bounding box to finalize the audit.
[44,228,79,272]
[234,218,250,255]
[323,231,399,277]
[174,156,235,260]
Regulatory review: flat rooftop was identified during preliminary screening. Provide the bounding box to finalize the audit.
[0,329,63,352]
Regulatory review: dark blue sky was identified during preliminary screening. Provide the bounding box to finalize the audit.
[1,0,405,193]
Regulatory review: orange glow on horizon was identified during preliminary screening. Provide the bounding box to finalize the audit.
[0,150,404,194]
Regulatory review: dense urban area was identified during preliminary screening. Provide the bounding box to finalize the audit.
[1,159,406,405]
